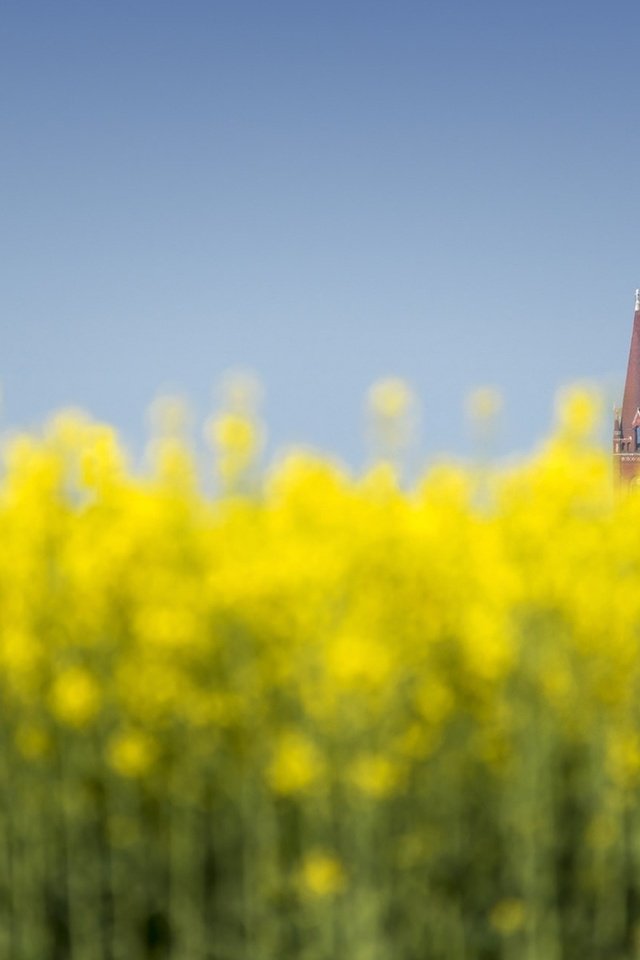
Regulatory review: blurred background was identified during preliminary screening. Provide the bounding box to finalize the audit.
[2,0,639,464]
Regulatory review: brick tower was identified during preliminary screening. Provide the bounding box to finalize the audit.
[614,290,640,485]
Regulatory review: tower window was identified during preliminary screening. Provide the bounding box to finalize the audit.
[635,426,640,449]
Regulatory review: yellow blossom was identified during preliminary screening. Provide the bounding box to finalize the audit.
[299,850,345,898]
[350,754,399,797]
[0,385,638,956]
[107,730,156,778]
[466,386,503,422]
[50,666,100,728]
[267,731,323,795]
[490,898,526,935]
[368,378,413,420]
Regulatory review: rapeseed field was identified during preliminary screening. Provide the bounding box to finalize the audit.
[1,383,638,960]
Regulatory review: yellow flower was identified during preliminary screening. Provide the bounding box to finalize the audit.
[350,754,399,797]
[267,731,322,795]
[299,850,345,898]
[368,378,413,420]
[107,730,156,778]
[211,413,258,457]
[149,396,190,437]
[555,385,601,438]
[325,632,393,691]
[607,731,640,787]
[79,425,125,490]
[50,666,100,728]
[1,383,639,953]
[489,898,526,935]
[466,386,503,426]
[209,412,262,489]
[366,378,416,460]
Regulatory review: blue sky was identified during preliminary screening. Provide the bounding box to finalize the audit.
[2,0,639,466]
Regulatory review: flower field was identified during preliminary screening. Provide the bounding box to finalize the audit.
[1,386,640,959]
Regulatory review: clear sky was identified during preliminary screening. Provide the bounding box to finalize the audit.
[3,0,640,467]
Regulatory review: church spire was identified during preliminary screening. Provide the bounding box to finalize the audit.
[614,291,640,483]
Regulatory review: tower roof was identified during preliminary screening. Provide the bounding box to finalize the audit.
[620,290,640,438]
